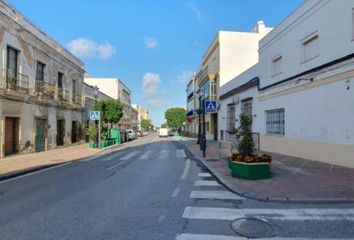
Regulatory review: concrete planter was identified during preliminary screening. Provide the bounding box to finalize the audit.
[229,160,270,180]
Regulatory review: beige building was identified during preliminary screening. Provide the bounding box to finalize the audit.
[0,1,86,157]
[84,77,136,130]
[194,21,272,140]
[131,104,150,131]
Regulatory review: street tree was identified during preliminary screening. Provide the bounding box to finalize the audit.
[141,119,152,130]
[164,107,186,130]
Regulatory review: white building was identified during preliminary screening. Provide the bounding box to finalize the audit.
[194,21,272,140]
[219,0,354,168]
[84,77,135,130]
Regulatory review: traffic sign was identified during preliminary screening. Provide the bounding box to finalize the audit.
[205,100,217,113]
[90,111,101,120]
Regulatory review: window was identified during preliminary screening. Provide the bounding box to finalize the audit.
[7,46,18,77]
[266,108,285,135]
[58,72,63,89]
[36,62,45,81]
[272,55,282,76]
[241,98,252,117]
[302,33,319,62]
[72,79,76,94]
[227,104,235,131]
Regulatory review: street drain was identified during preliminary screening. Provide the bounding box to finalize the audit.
[206,159,219,162]
[231,218,275,238]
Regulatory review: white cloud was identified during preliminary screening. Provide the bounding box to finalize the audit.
[144,37,158,49]
[188,0,202,22]
[142,73,161,96]
[146,98,169,107]
[66,38,116,60]
[175,70,194,84]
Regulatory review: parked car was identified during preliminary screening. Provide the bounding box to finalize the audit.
[126,129,136,141]
[159,128,168,137]
[137,130,144,137]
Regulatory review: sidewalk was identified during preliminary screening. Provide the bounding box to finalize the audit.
[183,138,354,204]
[0,143,123,180]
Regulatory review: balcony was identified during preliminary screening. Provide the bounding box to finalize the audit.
[72,93,82,106]
[57,88,70,103]
[35,80,55,99]
[5,70,30,93]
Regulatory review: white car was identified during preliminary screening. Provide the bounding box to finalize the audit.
[159,128,168,137]
[126,129,136,141]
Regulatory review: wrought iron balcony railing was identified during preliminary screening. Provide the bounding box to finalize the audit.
[35,80,55,99]
[72,93,82,105]
[57,88,70,103]
[5,69,30,93]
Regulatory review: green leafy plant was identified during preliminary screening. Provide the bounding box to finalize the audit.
[236,114,255,157]
[86,126,96,142]
[164,107,186,130]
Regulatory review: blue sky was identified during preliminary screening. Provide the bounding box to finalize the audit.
[9,0,303,125]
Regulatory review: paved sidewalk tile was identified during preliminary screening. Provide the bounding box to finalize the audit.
[182,138,354,202]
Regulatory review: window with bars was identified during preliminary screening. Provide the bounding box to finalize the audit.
[241,98,252,117]
[227,104,235,131]
[266,108,285,135]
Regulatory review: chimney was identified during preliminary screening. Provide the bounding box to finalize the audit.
[253,20,266,33]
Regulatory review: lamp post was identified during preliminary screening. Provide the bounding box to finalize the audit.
[94,86,99,148]
[201,98,206,158]
[196,88,202,145]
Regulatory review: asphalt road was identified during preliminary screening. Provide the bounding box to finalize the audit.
[0,134,354,240]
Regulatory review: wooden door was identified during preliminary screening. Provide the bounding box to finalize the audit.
[4,117,19,156]
[35,119,46,152]
[56,120,65,146]
[71,121,77,144]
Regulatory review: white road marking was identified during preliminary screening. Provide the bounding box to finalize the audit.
[182,207,354,221]
[176,149,186,158]
[99,152,124,161]
[198,172,211,177]
[172,188,180,198]
[138,150,152,160]
[176,234,346,240]
[181,159,191,180]
[190,191,244,200]
[158,215,166,223]
[158,150,169,159]
[121,150,139,160]
[194,180,220,187]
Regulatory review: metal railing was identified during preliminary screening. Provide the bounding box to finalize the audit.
[5,69,30,93]
[72,93,82,105]
[35,80,55,99]
[57,88,70,102]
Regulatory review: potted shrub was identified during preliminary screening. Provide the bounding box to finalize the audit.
[229,114,272,179]
[87,126,96,149]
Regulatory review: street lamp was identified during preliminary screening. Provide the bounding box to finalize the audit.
[94,85,99,148]
[196,88,202,145]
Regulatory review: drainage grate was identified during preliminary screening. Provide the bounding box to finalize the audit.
[231,218,275,238]
[206,159,219,162]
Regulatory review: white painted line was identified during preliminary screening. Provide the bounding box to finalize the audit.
[99,152,124,161]
[138,150,152,160]
[176,234,347,240]
[0,162,72,184]
[158,215,166,223]
[183,207,354,221]
[172,188,180,198]
[158,150,169,159]
[176,149,186,158]
[121,150,139,160]
[176,234,244,240]
[194,180,220,187]
[198,172,211,177]
[181,159,191,180]
[190,191,244,200]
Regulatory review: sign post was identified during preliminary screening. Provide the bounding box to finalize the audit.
[90,111,101,148]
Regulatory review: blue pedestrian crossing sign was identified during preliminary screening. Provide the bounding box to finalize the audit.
[90,111,101,120]
[205,100,217,113]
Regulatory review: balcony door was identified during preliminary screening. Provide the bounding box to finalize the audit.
[6,47,18,90]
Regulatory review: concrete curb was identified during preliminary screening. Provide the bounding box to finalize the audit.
[0,143,129,182]
[181,141,354,205]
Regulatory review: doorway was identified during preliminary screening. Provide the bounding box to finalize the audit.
[71,121,77,144]
[4,117,19,156]
[56,119,65,146]
[35,119,46,152]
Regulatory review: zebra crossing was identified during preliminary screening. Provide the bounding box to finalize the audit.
[177,171,354,239]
